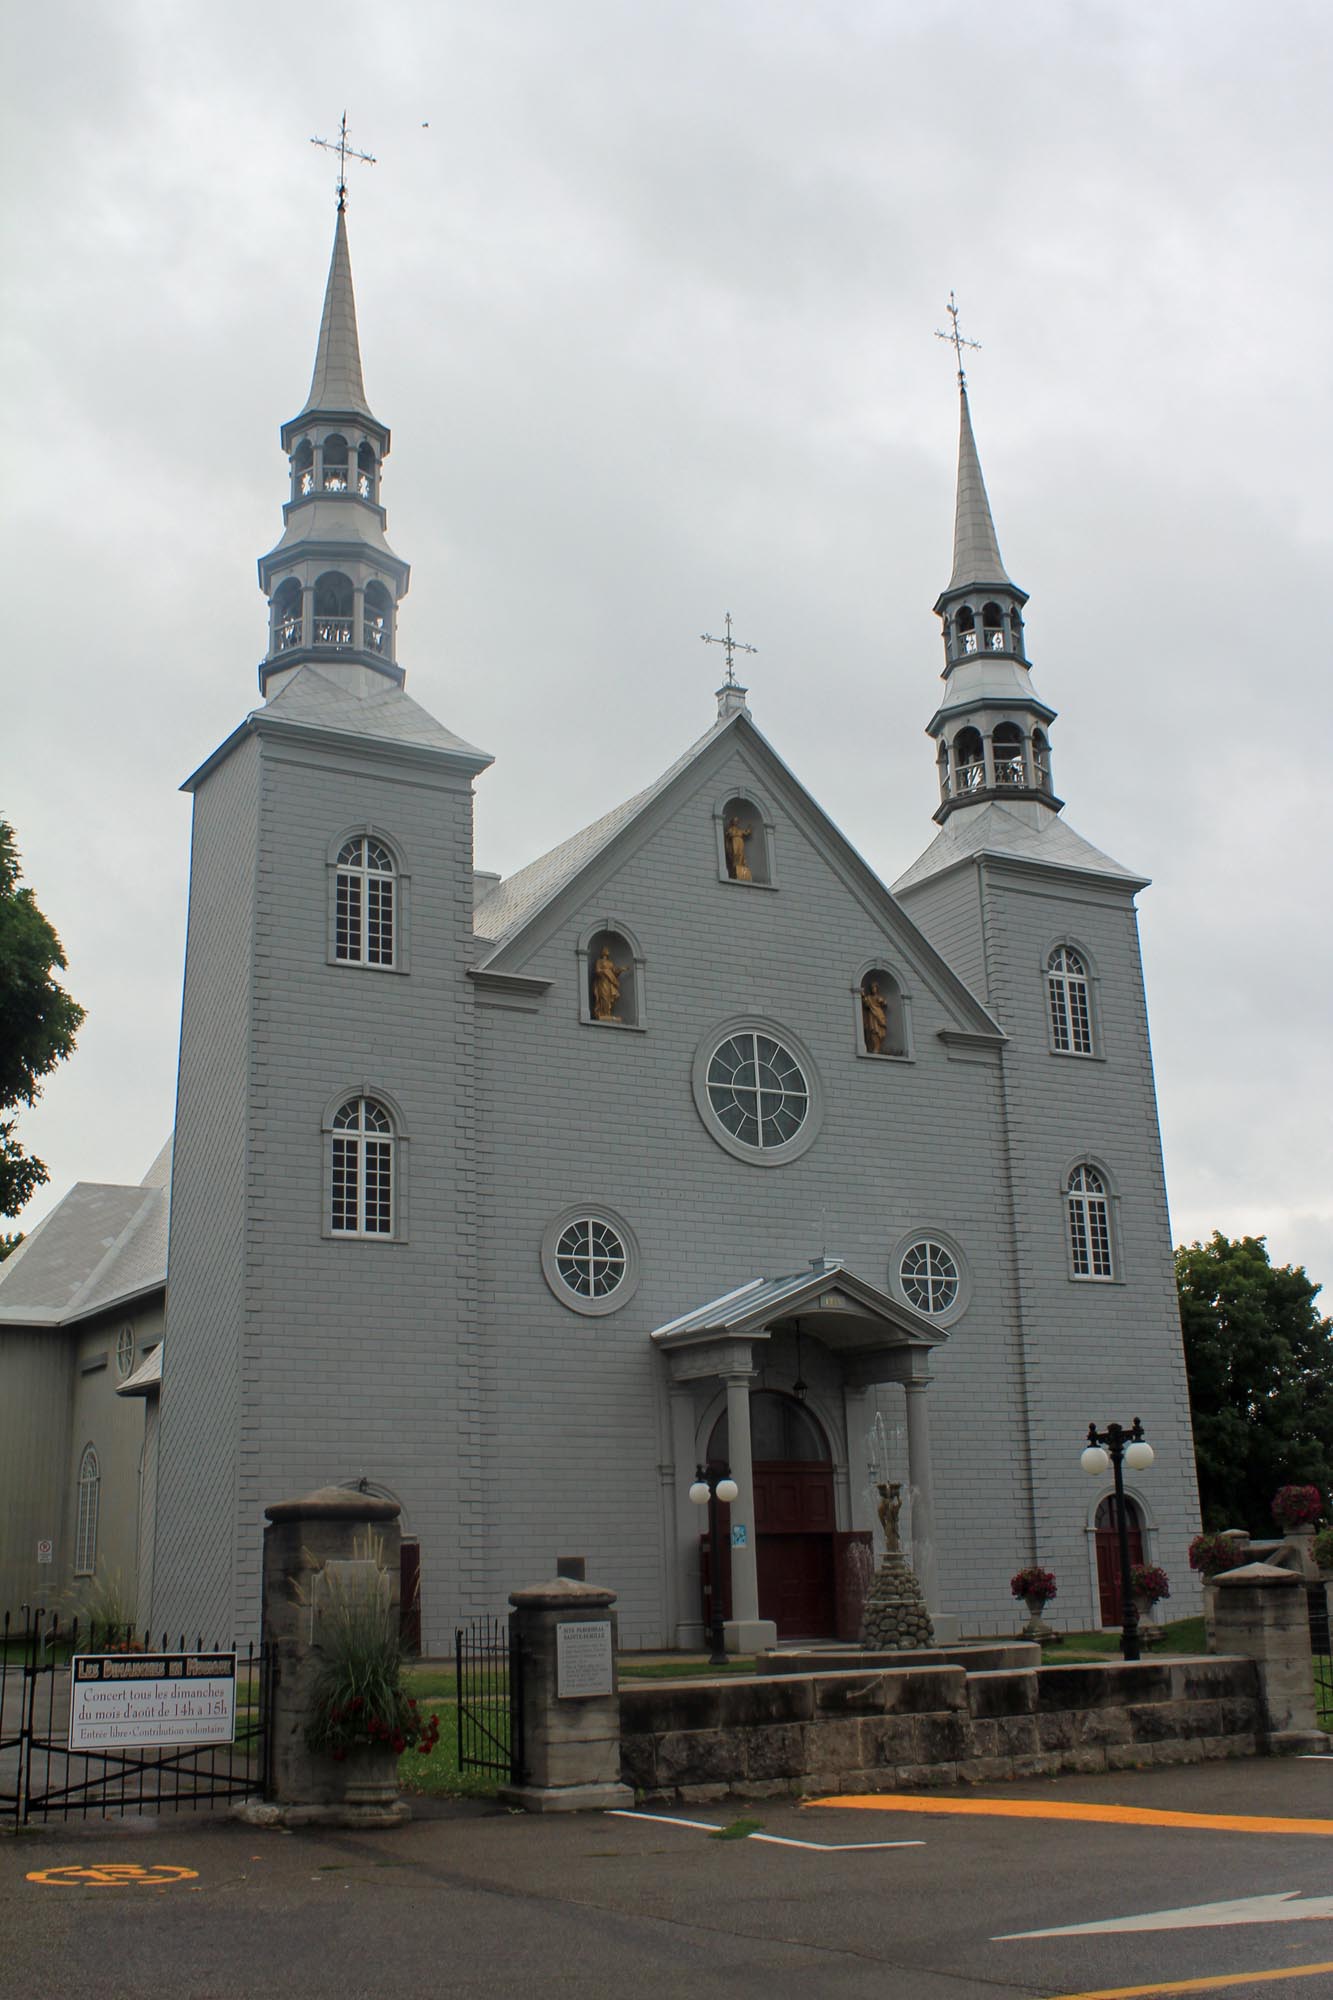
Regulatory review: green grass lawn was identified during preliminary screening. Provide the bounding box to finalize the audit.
[1040,1614,1207,1662]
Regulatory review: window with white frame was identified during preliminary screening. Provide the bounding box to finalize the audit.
[1047,945,1094,1055]
[335,836,396,967]
[75,1445,100,1574]
[554,1217,628,1301]
[115,1324,136,1379]
[899,1240,960,1315]
[329,1096,395,1236]
[1067,1163,1114,1279]
[707,1031,809,1150]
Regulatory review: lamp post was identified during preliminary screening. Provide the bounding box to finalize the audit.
[1081,1417,1155,1662]
[689,1461,740,1665]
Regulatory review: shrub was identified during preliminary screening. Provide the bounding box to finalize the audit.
[1312,1525,1333,1573]
[1188,1532,1249,1578]
[1010,1566,1057,1603]
[1129,1563,1170,1603]
[297,1534,440,1762]
[1271,1484,1325,1531]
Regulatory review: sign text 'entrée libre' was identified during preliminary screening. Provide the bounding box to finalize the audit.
[555,1620,613,1699]
[69,1653,237,1749]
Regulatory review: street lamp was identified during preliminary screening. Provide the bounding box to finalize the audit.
[1081,1417,1155,1661]
[689,1462,740,1665]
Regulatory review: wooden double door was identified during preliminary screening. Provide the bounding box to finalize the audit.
[1094,1496,1145,1625]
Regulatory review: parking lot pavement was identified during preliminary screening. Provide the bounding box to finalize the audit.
[2,1760,1331,2000]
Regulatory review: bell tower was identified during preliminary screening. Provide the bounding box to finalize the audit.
[928,356,1060,823]
[257,200,410,696]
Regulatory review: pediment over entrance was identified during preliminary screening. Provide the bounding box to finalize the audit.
[651,1255,945,1387]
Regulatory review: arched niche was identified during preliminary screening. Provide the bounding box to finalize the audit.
[577,921,646,1030]
[853,962,912,1060]
[321,433,350,491]
[714,791,777,888]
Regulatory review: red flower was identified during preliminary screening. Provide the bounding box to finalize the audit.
[331,1747,347,1763]
[391,1735,406,1754]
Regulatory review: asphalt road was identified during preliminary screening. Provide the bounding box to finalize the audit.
[3,1760,1332,2000]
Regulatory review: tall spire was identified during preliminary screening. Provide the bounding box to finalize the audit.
[924,357,1060,827]
[298,206,374,423]
[947,385,1015,593]
[256,205,409,698]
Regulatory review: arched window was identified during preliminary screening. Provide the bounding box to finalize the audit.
[272,578,303,654]
[1047,944,1093,1055]
[992,721,1026,788]
[313,572,353,650]
[75,1445,100,1575]
[1067,1163,1114,1280]
[329,1096,396,1237]
[363,581,393,658]
[982,601,1006,652]
[357,442,378,500]
[292,439,315,498]
[335,836,397,967]
[953,727,984,793]
[1032,729,1052,791]
[321,434,350,491]
[709,1391,831,1465]
[956,605,978,655]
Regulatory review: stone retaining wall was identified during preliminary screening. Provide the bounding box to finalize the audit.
[619,1656,1264,1805]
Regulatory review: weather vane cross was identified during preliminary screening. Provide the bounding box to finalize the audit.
[934,291,982,389]
[701,612,757,688]
[310,111,377,212]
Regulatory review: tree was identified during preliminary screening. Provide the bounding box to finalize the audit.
[0,819,86,1216]
[1177,1232,1333,1531]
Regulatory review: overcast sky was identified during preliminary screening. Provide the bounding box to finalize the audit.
[6,0,1332,1292]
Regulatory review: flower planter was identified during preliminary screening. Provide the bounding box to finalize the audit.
[336,1744,401,1808]
[1021,1594,1055,1640]
[1132,1593,1164,1643]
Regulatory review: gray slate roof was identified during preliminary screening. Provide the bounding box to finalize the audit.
[945,387,1017,595]
[297,207,375,423]
[0,1144,171,1327]
[262,666,492,764]
[473,717,726,946]
[892,799,1146,895]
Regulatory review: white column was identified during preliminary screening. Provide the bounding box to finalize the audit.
[722,1371,775,1652]
[669,1386,704,1649]
[903,1377,940,1612]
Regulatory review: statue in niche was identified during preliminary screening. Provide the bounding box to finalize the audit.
[724,814,753,881]
[861,977,890,1055]
[591,942,630,1022]
[876,1480,903,1554]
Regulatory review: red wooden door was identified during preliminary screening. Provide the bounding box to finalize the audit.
[752,1463,837,1638]
[1094,1497,1144,1625]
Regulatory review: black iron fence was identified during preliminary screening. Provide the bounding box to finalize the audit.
[1,1607,271,1824]
[1311,1586,1332,1731]
[455,1615,524,1784]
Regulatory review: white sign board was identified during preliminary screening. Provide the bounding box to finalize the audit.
[36,1540,53,1565]
[69,1652,237,1750]
[555,1620,613,1700]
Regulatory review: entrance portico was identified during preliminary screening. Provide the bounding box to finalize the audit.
[653,1256,947,1651]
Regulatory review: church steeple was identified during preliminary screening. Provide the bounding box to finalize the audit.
[926,379,1060,824]
[256,205,410,697]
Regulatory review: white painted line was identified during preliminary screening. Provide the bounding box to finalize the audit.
[999,1890,1333,1938]
[750,1833,924,1851]
[608,1811,724,1833]
[606,1810,922,1852]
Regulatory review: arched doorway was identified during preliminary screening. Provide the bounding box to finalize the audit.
[1094,1495,1145,1626]
[708,1392,837,1639]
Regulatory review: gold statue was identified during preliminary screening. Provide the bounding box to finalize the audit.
[861,977,889,1055]
[876,1480,903,1553]
[724,815,753,881]
[591,943,629,1022]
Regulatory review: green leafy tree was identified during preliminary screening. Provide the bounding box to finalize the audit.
[0,1233,23,1260]
[1177,1232,1333,1531]
[0,820,86,1217]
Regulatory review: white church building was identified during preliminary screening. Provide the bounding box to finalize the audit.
[0,203,1201,1651]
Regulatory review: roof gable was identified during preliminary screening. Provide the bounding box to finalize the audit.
[473,709,1004,1041]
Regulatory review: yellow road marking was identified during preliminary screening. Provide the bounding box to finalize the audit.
[26,1863,198,1887]
[805,1795,1333,1837]
[1047,1961,1333,1997]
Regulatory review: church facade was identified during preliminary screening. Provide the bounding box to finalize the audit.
[93,206,1200,1650]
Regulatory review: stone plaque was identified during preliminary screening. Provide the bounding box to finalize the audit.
[555,1619,613,1699]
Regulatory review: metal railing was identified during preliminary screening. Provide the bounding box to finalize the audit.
[455,1616,524,1783]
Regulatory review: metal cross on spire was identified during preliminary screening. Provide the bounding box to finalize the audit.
[310,111,377,212]
[934,291,982,390]
[701,612,757,688]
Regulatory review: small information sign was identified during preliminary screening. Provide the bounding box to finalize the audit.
[731,1523,749,1549]
[36,1540,53,1566]
[69,1652,237,1750]
[555,1620,613,1700]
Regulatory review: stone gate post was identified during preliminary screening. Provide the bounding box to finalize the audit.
[498,1576,633,1813]
[1212,1560,1328,1755]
